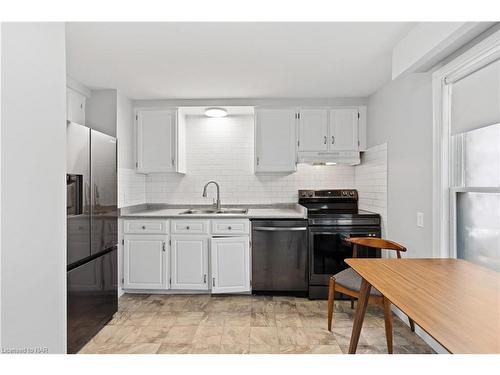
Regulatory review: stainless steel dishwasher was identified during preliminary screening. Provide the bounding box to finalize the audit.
[251,220,308,296]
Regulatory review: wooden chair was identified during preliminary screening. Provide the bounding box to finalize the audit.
[327,237,416,354]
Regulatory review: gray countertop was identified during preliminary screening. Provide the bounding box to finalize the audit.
[120,203,307,219]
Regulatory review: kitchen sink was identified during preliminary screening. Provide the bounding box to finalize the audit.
[180,208,248,215]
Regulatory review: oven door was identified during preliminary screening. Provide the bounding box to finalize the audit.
[308,226,380,286]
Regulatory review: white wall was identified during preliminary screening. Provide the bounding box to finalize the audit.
[117,91,134,170]
[367,72,449,353]
[392,22,495,79]
[367,73,433,257]
[147,115,356,204]
[133,97,368,109]
[1,23,67,353]
[0,21,3,349]
[86,89,117,137]
[116,91,146,207]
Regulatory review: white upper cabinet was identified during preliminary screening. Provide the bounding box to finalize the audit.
[123,234,168,290]
[210,236,250,294]
[297,107,363,164]
[170,236,209,290]
[136,109,180,173]
[67,88,86,125]
[329,109,359,151]
[298,109,329,151]
[255,108,297,172]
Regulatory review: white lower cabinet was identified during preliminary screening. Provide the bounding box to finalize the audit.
[171,235,209,290]
[123,234,169,290]
[210,236,251,294]
[121,218,251,294]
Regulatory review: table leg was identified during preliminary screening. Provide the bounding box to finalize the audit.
[348,277,372,354]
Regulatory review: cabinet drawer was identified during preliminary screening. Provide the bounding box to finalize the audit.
[171,220,210,235]
[211,219,250,235]
[124,220,169,234]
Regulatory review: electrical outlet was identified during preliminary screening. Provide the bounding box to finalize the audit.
[417,212,424,228]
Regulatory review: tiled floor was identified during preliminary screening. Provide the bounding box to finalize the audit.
[79,294,434,354]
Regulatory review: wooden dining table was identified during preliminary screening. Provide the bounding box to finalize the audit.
[345,258,500,354]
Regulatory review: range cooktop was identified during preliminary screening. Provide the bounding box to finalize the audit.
[298,189,380,225]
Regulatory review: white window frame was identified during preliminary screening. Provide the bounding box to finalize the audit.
[432,30,500,258]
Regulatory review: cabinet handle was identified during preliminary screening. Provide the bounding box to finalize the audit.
[256,157,259,166]
[171,158,175,166]
[162,241,166,252]
[204,274,207,283]
[331,136,335,144]
[323,136,327,144]
[186,226,190,230]
[228,226,232,230]
[142,225,146,230]
[212,277,215,287]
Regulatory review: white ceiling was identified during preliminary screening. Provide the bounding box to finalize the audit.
[66,22,415,100]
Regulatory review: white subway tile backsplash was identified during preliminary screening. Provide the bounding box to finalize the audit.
[145,115,356,204]
[354,143,388,236]
[118,168,146,208]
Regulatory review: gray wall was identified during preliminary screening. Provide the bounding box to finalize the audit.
[367,73,434,258]
[116,90,134,170]
[367,72,443,352]
[1,23,67,353]
[86,89,117,137]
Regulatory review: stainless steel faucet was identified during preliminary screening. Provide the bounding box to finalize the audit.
[202,181,221,211]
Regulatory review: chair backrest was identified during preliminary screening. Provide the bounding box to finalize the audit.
[347,237,407,259]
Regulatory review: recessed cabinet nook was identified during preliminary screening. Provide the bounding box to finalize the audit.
[122,218,251,294]
[134,106,366,175]
[67,88,87,125]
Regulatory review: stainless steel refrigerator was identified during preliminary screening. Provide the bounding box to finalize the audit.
[66,122,118,354]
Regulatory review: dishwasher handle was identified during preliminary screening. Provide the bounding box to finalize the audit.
[253,227,307,232]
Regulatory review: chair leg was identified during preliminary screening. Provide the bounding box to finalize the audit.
[383,297,393,354]
[350,297,355,309]
[409,317,415,332]
[327,276,335,331]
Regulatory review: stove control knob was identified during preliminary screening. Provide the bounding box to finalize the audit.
[349,191,355,196]
[308,192,314,197]
[342,191,347,196]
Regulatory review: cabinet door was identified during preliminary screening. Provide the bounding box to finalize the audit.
[67,88,86,125]
[211,237,250,294]
[171,236,209,290]
[136,109,176,173]
[255,109,297,172]
[123,234,168,290]
[298,109,329,151]
[329,109,359,151]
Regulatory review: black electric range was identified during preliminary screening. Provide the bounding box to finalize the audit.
[298,189,381,299]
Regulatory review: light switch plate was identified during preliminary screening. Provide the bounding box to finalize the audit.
[417,212,424,227]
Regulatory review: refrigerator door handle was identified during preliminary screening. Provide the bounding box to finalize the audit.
[93,183,100,207]
[84,182,91,210]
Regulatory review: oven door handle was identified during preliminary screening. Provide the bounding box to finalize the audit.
[253,227,308,231]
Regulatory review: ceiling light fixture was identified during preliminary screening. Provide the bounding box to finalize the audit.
[204,107,228,118]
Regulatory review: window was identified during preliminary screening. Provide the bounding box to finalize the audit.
[433,30,500,271]
[451,124,500,272]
